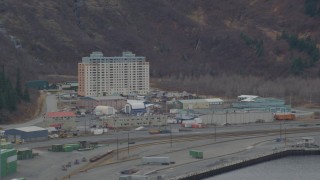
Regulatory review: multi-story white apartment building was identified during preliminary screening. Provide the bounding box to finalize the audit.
[78,51,149,97]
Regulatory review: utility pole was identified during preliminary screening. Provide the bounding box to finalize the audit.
[310,94,312,104]
[284,128,287,146]
[85,117,87,134]
[211,106,214,125]
[280,121,282,139]
[289,95,291,107]
[170,125,172,148]
[214,122,216,142]
[127,132,130,156]
[117,136,119,160]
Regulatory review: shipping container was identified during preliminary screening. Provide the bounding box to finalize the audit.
[64,143,80,150]
[52,144,63,152]
[6,161,17,175]
[63,146,73,152]
[189,150,203,159]
[0,142,13,149]
[0,149,17,177]
[17,148,33,160]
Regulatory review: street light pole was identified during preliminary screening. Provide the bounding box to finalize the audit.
[225,110,228,125]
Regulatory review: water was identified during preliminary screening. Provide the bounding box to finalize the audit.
[205,156,320,180]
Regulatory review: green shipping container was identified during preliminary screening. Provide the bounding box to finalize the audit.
[63,146,73,152]
[6,161,17,175]
[0,149,17,177]
[0,142,13,149]
[17,148,33,160]
[64,143,80,150]
[52,144,63,152]
[189,150,203,159]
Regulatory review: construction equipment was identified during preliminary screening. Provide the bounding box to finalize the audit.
[61,165,67,171]
[59,130,68,138]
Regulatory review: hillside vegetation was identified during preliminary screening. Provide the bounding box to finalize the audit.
[0,0,320,102]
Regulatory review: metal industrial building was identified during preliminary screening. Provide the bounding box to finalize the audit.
[173,98,223,110]
[232,96,290,112]
[5,126,48,142]
[103,115,167,128]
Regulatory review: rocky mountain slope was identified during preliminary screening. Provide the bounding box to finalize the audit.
[0,0,319,80]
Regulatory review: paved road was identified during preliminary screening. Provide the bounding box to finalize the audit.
[13,120,320,149]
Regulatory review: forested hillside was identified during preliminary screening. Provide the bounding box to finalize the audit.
[0,0,320,105]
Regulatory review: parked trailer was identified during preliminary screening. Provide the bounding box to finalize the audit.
[142,157,172,165]
[274,114,295,120]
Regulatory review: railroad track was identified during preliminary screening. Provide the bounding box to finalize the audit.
[63,127,320,179]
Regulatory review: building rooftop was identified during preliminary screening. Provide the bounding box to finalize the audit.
[89,96,126,101]
[178,98,223,104]
[238,95,259,102]
[82,51,146,63]
[46,112,76,118]
[127,100,145,109]
[14,126,47,132]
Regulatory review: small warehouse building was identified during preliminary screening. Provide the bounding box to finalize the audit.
[5,126,48,142]
[125,100,146,114]
[43,112,76,130]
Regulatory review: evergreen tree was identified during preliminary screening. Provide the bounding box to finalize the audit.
[291,58,304,75]
[0,65,5,92]
[23,88,30,102]
[0,92,4,110]
[305,0,320,17]
[4,78,17,112]
[15,68,23,99]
